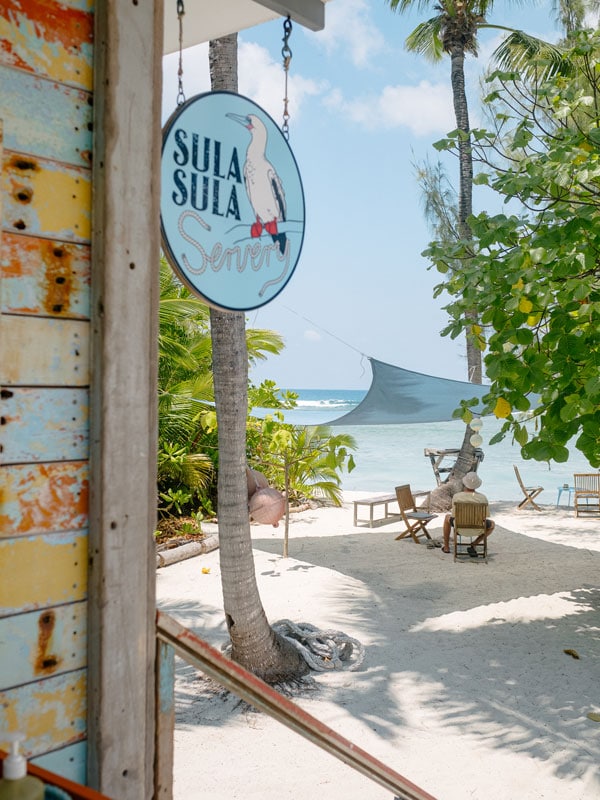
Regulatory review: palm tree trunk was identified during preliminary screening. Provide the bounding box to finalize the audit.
[209,34,307,681]
[450,46,482,387]
[428,45,480,509]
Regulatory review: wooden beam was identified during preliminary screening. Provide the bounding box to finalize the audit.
[254,0,325,31]
[87,0,163,797]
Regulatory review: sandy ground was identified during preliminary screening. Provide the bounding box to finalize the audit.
[156,493,600,799]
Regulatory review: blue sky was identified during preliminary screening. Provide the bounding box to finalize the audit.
[162,0,561,390]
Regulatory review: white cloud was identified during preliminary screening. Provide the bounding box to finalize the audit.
[324,80,456,136]
[303,329,322,342]
[313,0,385,67]
[162,41,323,124]
[239,41,324,122]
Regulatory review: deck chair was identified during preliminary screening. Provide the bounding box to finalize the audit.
[452,501,489,562]
[574,473,600,517]
[513,465,544,510]
[394,485,438,543]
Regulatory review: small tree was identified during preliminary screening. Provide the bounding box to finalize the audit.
[252,413,356,556]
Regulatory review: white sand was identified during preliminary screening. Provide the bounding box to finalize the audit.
[156,494,600,799]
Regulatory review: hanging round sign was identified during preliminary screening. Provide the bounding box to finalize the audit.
[161,91,305,311]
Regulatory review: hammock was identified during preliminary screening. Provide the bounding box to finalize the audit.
[327,357,489,426]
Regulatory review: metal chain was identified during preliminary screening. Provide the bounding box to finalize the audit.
[177,0,186,106]
[281,16,292,140]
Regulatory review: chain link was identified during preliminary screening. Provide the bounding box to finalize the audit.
[177,0,186,106]
[281,16,292,140]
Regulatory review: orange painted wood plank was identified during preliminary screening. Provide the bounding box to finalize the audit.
[0,669,86,756]
[2,150,91,243]
[0,461,88,537]
[0,531,87,614]
[0,0,93,90]
[0,601,86,688]
[0,64,93,167]
[1,387,89,464]
[0,315,89,385]
[0,232,90,318]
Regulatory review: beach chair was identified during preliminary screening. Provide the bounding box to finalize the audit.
[452,501,489,562]
[573,473,600,517]
[394,485,437,543]
[513,465,544,510]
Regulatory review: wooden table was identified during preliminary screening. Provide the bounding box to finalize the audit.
[353,491,431,528]
[353,494,399,527]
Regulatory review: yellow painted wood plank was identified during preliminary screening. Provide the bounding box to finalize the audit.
[1,232,90,318]
[0,0,93,91]
[0,669,86,757]
[0,315,89,385]
[0,461,88,537]
[0,601,86,688]
[2,150,91,243]
[0,532,87,614]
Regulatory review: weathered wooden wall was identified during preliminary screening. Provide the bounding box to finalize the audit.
[1,0,162,796]
[0,0,93,784]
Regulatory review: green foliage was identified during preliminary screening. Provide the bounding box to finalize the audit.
[158,487,194,517]
[425,30,600,466]
[251,411,357,507]
[157,258,355,520]
[248,410,357,556]
[157,257,289,516]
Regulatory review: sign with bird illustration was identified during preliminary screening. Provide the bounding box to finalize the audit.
[161,91,305,311]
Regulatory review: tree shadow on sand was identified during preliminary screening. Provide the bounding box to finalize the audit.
[249,524,600,788]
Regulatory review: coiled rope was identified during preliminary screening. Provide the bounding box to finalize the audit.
[272,619,365,672]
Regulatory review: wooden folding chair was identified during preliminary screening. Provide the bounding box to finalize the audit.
[513,465,544,510]
[573,473,600,517]
[394,485,437,543]
[452,501,489,562]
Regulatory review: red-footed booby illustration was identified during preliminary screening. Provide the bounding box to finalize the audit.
[227,112,287,254]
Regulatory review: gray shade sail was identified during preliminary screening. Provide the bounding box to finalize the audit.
[327,358,489,426]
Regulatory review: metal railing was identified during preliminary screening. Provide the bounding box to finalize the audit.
[155,610,437,800]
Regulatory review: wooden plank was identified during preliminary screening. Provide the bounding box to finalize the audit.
[87,1,163,797]
[0,531,87,614]
[0,461,88,537]
[1,387,88,464]
[2,150,91,243]
[0,601,86,688]
[0,65,92,166]
[0,232,90,318]
[0,0,93,91]
[0,669,86,756]
[30,740,88,787]
[154,640,175,800]
[0,315,89,385]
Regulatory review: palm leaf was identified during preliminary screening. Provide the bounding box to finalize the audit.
[405,18,445,61]
[492,31,572,83]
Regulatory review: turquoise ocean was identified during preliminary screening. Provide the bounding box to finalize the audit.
[275,388,596,504]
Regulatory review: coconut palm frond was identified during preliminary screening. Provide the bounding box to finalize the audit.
[406,18,445,61]
[388,0,433,15]
[493,31,572,83]
[245,328,286,363]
